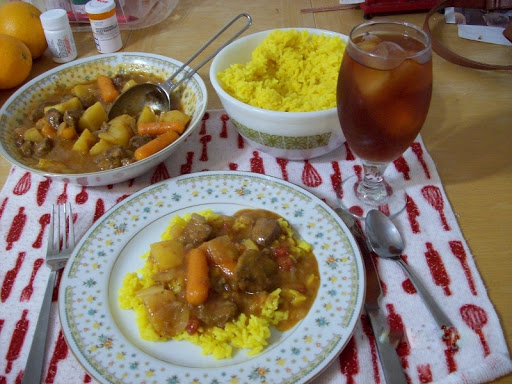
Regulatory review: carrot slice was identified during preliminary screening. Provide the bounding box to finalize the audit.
[133,130,179,160]
[97,75,119,102]
[41,124,57,139]
[186,248,210,305]
[137,120,185,136]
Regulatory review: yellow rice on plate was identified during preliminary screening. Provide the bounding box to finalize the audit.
[118,209,314,359]
[217,29,346,112]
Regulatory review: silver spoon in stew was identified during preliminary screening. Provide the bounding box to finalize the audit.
[108,13,252,119]
[365,209,455,332]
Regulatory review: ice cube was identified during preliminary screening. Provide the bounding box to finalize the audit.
[357,32,382,52]
[353,64,391,101]
[371,41,406,59]
[361,32,382,43]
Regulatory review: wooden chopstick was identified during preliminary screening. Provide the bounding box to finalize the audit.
[300,4,360,13]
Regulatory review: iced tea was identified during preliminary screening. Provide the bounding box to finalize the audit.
[337,28,432,163]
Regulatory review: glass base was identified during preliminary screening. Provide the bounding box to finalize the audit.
[336,175,407,220]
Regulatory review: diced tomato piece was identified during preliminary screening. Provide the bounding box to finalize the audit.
[273,245,295,271]
[186,317,200,335]
[273,245,289,258]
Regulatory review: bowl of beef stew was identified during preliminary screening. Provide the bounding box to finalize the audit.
[0,52,208,186]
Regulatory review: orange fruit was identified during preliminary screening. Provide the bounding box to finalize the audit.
[0,1,47,59]
[0,33,32,89]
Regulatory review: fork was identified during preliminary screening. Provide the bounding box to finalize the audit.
[22,203,75,384]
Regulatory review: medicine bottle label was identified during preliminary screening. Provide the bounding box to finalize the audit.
[90,15,122,53]
[47,34,77,62]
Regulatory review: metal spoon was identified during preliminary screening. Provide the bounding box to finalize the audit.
[365,209,455,331]
[108,13,252,119]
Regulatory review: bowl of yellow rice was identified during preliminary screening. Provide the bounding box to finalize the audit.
[210,28,347,160]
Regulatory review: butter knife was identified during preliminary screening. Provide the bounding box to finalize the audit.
[335,208,408,384]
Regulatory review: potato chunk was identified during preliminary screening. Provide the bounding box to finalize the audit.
[23,127,44,142]
[136,285,190,338]
[89,138,114,155]
[72,129,97,153]
[137,105,157,125]
[98,114,135,146]
[43,97,82,114]
[78,102,108,132]
[160,110,190,126]
[71,83,96,106]
[122,79,137,92]
[150,240,184,270]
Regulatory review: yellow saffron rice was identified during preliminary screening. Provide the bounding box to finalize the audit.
[217,29,346,112]
[118,210,313,359]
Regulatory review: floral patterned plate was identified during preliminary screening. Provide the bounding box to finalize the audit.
[59,171,365,384]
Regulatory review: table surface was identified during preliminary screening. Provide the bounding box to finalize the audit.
[0,1,511,382]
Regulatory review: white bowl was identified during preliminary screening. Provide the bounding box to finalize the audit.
[0,52,207,186]
[210,28,347,160]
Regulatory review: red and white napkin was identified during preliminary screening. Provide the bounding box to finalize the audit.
[0,110,511,383]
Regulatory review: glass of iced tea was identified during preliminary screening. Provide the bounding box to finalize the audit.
[337,21,432,218]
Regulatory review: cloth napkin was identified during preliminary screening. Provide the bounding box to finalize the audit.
[0,109,511,384]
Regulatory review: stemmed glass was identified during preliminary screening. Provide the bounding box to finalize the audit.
[336,21,432,219]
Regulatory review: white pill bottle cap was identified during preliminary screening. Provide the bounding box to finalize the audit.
[40,8,69,30]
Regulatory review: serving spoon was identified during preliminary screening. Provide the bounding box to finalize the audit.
[108,13,252,119]
[365,209,455,331]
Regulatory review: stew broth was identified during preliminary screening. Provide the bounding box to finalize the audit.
[122,209,320,342]
[14,72,189,174]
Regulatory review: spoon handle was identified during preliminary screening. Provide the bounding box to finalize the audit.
[397,258,454,330]
[161,13,252,94]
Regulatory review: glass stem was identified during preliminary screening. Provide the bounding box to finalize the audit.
[355,161,392,205]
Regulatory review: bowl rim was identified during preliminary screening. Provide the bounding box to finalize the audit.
[209,27,348,118]
[0,52,208,182]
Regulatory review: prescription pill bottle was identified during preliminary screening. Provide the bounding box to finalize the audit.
[40,8,78,63]
[86,0,122,53]
[71,0,89,17]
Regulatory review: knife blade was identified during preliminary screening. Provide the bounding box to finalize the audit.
[335,208,408,384]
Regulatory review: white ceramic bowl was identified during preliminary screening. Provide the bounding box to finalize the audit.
[0,52,207,186]
[210,28,347,160]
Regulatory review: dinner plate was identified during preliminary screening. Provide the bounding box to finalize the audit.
[59,171,365,384]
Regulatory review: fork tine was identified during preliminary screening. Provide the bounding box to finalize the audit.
[47,204,75,252]
[47,205,56,253]
[57,203,68,251]
[66,203,75,249]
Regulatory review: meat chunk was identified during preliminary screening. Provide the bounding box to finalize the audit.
[234,249,278,293]
[45,108,63,129]
[209,266,237,293]
[251,217,282,246]
[18,141,34,156]
[112,74,128,88]
[29,101,52,123]
[95,145,133,170]
[63,109,82,128]
[34,138,53,157]
[195,298,239,328]
[180,214,212,246]
[128,134,153,150]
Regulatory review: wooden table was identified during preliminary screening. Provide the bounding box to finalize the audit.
[1,1,511,382]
